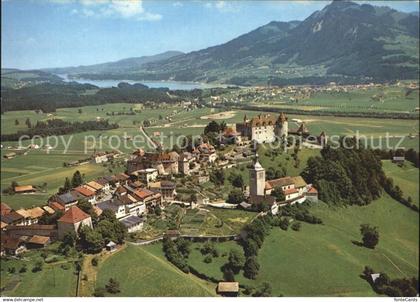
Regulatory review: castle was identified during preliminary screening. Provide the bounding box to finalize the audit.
[236,113,288,144]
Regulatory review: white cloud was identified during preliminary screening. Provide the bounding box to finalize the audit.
[173,1,183,7]
[204,1,238,13]
[48,0,161,21]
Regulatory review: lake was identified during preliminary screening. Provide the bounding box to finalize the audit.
[57,74,222,90]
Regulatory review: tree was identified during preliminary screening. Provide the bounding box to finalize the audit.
[78,225,104,253]
[253,282,272,297]
[229,173,244,189]
[223,266,235,282]
[105,278,120,294]
[279,218,289,231]
[228,249,245,274]
[19,264,27,273]
[210,169,225,186]
[291,222,301,231]
[175,238,191,258]
[71,170,83,188]
[244,256,260,279]
[25,118,32,128]
[63,177,72,192]
[14,119,19,126]
[227,189,245,204]
[78,108,83,114]
[243,239,259,257]
[204,120,220,134]
[32,261,43,272]
[360,224,379,249]
[93,287,106,297]
[271,187,285,202]
[154,205,162,216]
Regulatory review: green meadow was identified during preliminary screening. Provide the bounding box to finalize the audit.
[0,246,78,297]
[382,160,419,206]
[96,244,216,297]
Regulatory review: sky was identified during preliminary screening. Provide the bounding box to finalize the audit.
[2,0,419,70]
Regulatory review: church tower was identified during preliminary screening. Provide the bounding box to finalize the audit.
[249,154,265,197]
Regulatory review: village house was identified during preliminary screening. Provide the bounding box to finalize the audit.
[113,173,130,187]
[3,152,16,159]
[127,151,179,175]
[73,186,97,204]
[96,177,112,192]
[1,202,12,216]
[0,235,26,256]
[96,199,128,220]
[86,180,104,194]
[49,192,79,211]
[15,207,45,225]
[4,224,58,241]
[148,181,176,201]
[222,127,242,145]
[217,282,239,297]
[131,168,158,185]
[194,143,217,163]
[1,211,25,226]
[14,185,36,194]
[392,156,405,164]
[120,215,144,233]
[26,235,51,249]
[92,152,108,164]
[57,206,93,240]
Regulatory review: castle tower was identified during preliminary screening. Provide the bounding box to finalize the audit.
[275,112,288,138]
[249,154,265,197]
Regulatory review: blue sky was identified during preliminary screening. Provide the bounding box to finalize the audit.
[2,0,419,69]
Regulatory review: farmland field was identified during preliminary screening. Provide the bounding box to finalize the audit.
[241,85,419,114]
[95,244,216,297]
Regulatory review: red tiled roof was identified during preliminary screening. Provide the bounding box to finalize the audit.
[50,201,65,211]
[284,188,298,195]
[14,185,35,193]
[73,186,95,197]
[0,202,12,216]
[134,189,154,199]
[308,187,318,193]
[267,177,294,188]
[58,206,90,224]
[28,235,50,245]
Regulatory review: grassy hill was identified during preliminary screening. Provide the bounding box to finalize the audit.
[382,160,419,206]
[185,195,418,296]
[96,244,216,297]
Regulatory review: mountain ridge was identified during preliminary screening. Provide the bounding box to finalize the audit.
[19,1,420,85]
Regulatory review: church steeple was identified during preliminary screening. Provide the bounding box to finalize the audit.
[249,153,265,197]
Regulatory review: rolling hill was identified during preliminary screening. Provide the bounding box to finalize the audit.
[43,51,183,77]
